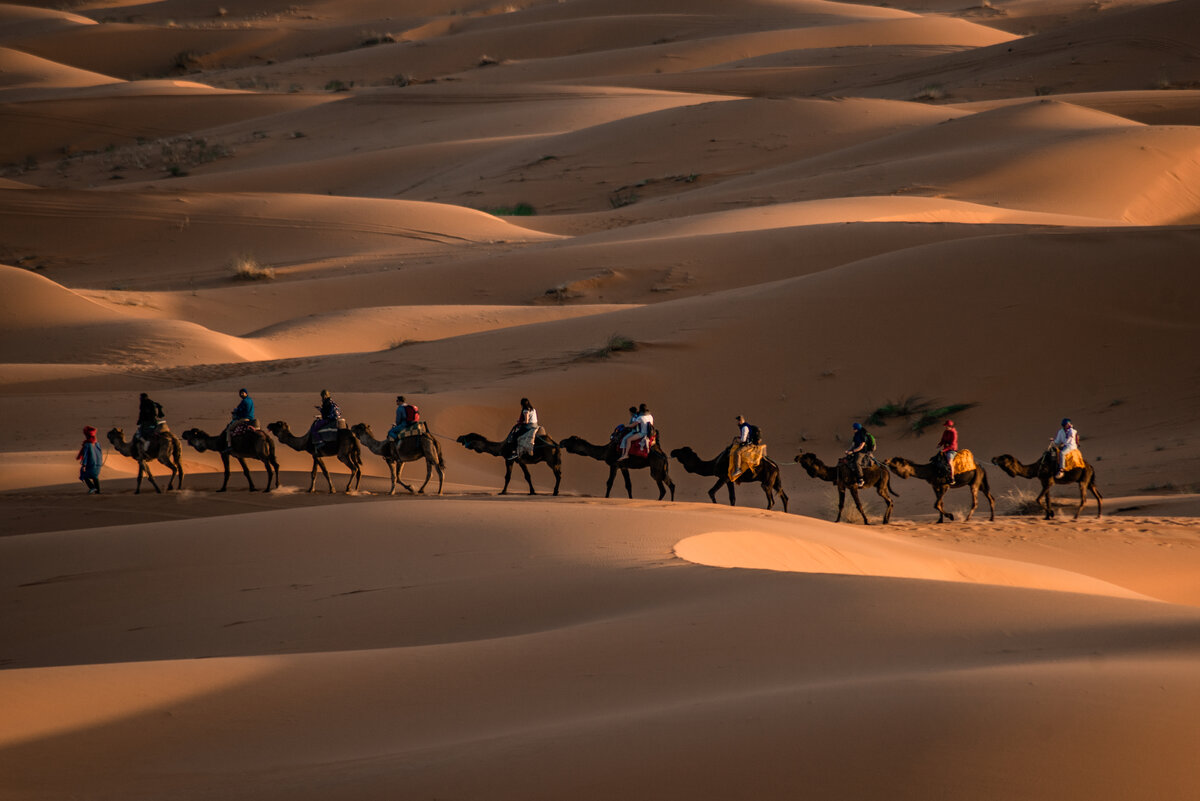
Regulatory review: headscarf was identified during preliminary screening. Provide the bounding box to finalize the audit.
[78,426,98,460]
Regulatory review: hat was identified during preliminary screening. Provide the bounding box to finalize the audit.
[1061,418,1071,426]
[83,425,96,435]
[239,388,248,394]
[852,422,862,430]
[321,389,330,398]
[944,420,954,427]
[397,395,405,403]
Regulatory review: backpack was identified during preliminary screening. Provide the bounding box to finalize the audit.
[864,431,876,452]
[746,424,762,445]
[405,404,420,423]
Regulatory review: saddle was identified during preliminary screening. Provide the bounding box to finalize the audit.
[628,433,656,459]
[231,420,258,438]
[397,421,428,439]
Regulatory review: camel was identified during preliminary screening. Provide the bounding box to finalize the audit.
[560,432,675,501]
[106,426,184,494]
[669,445,788,512]
[793,450,895,524]
[267,420,362,493]
[456,432,562,496]
[991,447,1102,520]
[181,427,279,493]
[886,450,995,523]
[351,422,445,496]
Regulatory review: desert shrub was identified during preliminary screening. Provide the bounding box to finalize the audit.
[485,203,536,216]
[231,255,275,281]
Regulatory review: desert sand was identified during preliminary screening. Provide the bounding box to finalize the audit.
[1,0,1199,798]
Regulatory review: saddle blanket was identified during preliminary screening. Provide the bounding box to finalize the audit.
[1062,449,1085,471]
[728,442,766,482]
[398,421,428,439]
[951,449,977,473]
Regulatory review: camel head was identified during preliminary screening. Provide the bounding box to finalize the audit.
[456,433,488,453]
[990,454,1018,476]
[181,428,214,451]
[266,421,289,437]
[669,446,698,463]
[106,427,125,445]
[350,422,372,438]
[885,456,914,478]
[560,436,589,455]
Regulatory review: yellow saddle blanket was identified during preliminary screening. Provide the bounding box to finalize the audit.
[729,442,766,482]
[951,449,977,473]
[1062,449,1085,471]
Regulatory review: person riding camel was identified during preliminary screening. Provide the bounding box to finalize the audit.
[937,419,958,484]
[134,393,165,449]
[505,398,539,461]
[310,389,345,440]
[1052,418,1081,478]
[388,395,420,440]
[621,403,654,458]
[729,414,765,482]
[224,388,257,450]
[845,422,875,489]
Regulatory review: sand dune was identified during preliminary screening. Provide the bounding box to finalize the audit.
[2,0,1199,797]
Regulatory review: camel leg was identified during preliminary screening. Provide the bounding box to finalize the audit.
[417,459,432,495]
[140,461,162,494]
[665,476,675,502]
[269,455,280,490]
[217,452,232,492]
[934,486,950,523]
[622,468,633,499]
[549,463,562,497]
[759,481,774,511]
[519,462,536,495]
[964,483,979,522]
[237,456,255,492]
[1037,482,1053,519]
[850,485,870,525]
[604,465,617,498]
[878,485,893,524]
[394,461,415,494]
[835,485,846,523]
[1089,478,1103,518]
[778,488,789,514]
[315,457,334,493]
[500,461,514,495]
[339,455,359,493]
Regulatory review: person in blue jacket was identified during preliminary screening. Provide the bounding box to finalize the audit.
[77,425,103,494]
[224,388,257,449]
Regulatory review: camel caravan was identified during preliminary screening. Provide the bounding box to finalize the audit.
[89,393,1101,523]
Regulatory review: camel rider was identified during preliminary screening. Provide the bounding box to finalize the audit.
[621,403,654,457]
[1052,418,1080,478]
[937,419,958,484]
[505,398,539,461]
[729,415,765,482]
[224,388,256,450]
[388,395,420,440]
[310,389,345,439]
[134,393,165,447]
[845,422,875,489]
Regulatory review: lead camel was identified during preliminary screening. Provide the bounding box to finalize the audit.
[991,447,1102,520]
